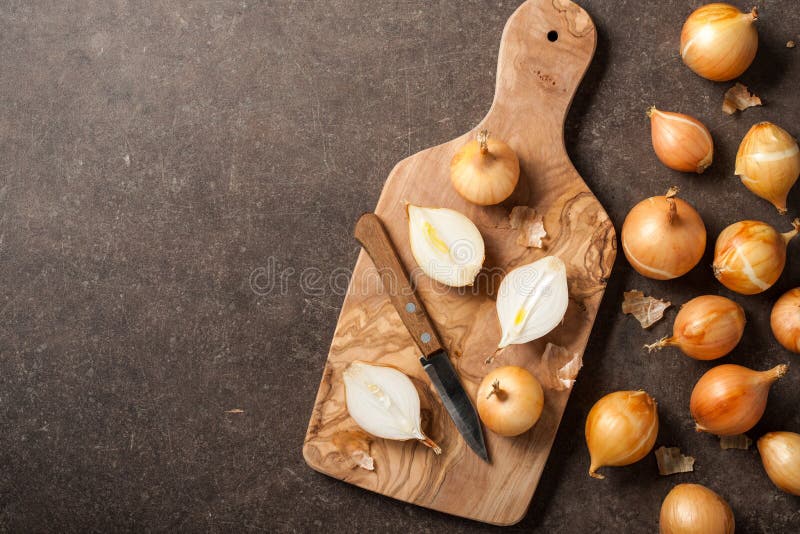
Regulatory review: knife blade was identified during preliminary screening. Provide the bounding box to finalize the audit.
[420,350,489,462]
[354,213,489,463]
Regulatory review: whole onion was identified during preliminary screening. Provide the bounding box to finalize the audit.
[660,483,735,534]
[690,363,788,436]
[680,3,758,82]
[770,288,800,354]
[621,187,706,280]
[585,390,658,479]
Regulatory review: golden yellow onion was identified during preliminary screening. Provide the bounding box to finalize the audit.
[771,288,800,354]
[713,219,800,295]
[476,366,544,437]
[736,122,800,214]
[660,483,735,534]
[691,363,788,436]
[450,129,519,205]
[586,390,658,479]
[648,107,714,173]
[757,431,800,496]
[621,187,706,280]
[647,295,745,360]
[680,3,758,81]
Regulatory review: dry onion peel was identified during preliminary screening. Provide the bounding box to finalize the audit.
[681,3,758,82]
[655,446,695,476]
[713,219,800,295]
[722,83,762,115]
[407,204,485,288]
[332,429,375,471]
[477,366,544,437]
[450,129,519,206]
[622,290,671,329]
[720,434,752,450]
[541,342,582,391]
[509,206,546,248]
[735,122,800,214]
[586,390,659,479]
[690,363,789,436]
[758,431,800,496]
[648,107,713,173]
[646,295,745,360]
[621,187,706,280]
[770,287,800,353]
[660,483,735,534]
[343,361,441,454]
[496,256,568,349]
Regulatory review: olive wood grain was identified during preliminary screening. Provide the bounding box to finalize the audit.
[303,0,616,525]
[354,213,443,357]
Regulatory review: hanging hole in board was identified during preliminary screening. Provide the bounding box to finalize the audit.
[547,30,558,42]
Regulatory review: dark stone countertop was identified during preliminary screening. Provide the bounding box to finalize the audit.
[1,1,799,532]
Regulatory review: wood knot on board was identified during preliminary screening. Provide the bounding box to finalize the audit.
[552,0,594,37]
[535,70,557,86]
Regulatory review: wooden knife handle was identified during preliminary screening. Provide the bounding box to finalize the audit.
[354,213,443,358]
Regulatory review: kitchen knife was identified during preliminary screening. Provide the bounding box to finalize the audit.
[354,213,489,463]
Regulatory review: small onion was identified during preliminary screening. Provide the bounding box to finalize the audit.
[690,363,789,436]
[476,366,544,437]
[771,288,800,353]
[680,3,758,82]
[757,431,800,496]
[713,219,800,295]
[450,129,519,206]
[585,390,658,479]
[621,187,706,280]
[736,122,800,214]
[648,107,714,174]
[647,295,745,360]
[660,483,735,534]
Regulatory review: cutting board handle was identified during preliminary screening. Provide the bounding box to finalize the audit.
[354,213,444,358]
[485,0,596,149]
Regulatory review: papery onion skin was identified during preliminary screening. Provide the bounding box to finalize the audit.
[648,107,714,173]
[621,187,706,280]
[648,295,745,360]
[758,431,800,496]
[736,122,800,214]
[660,483,735,534]
[450,129,520,206]
[690,363,788,436]
[585,390,659,479]
[771,288,800,353]
[713,219,800,295]
[476,366,544,437]
[680,3,758,82]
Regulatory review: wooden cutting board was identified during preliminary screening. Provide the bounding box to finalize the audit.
[303,0,616,525]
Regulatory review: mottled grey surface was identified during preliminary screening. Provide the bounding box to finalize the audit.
[1,0,799,532]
